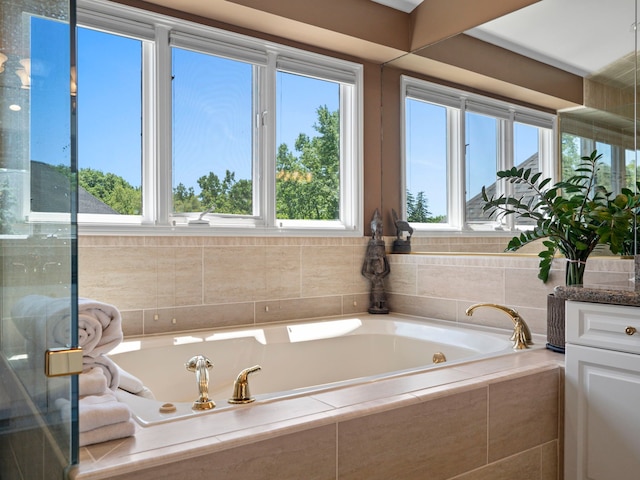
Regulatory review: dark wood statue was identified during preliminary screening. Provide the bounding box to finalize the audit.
[391,208,413,253]
[362,209,390,314]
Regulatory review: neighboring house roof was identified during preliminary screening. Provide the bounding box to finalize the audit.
[465,153,539,224]
[30,160,119,214]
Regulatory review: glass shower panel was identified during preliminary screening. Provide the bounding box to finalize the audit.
[0,0,77,477]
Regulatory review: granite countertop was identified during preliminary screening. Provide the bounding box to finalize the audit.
[554,285,640,307]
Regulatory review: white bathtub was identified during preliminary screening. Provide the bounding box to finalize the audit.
[109,314,522,425]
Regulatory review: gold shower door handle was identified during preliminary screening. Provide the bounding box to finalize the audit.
[45,347,83,377]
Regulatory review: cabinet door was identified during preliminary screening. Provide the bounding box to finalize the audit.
[565,344,640,480]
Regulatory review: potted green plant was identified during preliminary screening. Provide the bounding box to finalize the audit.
[481,150,640,351]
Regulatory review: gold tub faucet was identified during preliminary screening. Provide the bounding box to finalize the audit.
[465,303,533,350]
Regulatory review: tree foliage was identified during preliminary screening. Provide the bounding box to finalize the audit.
[276,105,340,220]
[80,168,141,215]
[195,170,252,215]
[79,105,343,220]
[406,190,445,223]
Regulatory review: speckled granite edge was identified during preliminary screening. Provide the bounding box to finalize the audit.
[553,285,640,307]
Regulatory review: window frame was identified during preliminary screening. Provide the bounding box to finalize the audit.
[401,75,556,234]
[75,0,363,236]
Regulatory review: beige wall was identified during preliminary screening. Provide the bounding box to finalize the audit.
[78,235,633,338]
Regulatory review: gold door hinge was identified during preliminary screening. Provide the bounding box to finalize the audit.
[45,347,83,377]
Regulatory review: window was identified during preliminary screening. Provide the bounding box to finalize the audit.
[404,99,447,223]
[77,27,143,216]
[561,132,636,195]
[171,48,254,216]
[76,0,363,235]
[402,76,555,232]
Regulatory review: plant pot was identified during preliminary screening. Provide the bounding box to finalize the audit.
[546,293,566,353]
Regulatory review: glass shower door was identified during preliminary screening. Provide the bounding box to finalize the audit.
[0,0,78,477]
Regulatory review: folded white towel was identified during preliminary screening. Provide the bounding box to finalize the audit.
[79,419,136,447]
[56,392,132,433]
[79,367,108,397]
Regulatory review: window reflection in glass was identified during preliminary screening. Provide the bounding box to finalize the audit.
[404,98,447,223]
[465,111,498,222]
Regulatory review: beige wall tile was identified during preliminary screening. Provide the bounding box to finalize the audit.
[388,293,458,321]
[342,293,369,315]
[417,264,505,304]
[155,246,203,307]
[79,246,158,310]
[255,296,342,323]
[120,310,143,337]
[262,245,301,300]
[504,268,558,309]
[301,245,359,297]
[385,262,416,295]
[108,424,337,480]
[203,246,266,303]
[338,387,487,480]
[541,440,559,480]
[142,302,255,334]
[488,368,559,462]
[452,446,542,480]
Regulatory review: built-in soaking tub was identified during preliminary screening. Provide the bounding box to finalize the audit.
[109,314,528,426]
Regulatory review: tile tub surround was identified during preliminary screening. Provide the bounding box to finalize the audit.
[386,252,634,336]
[78,235,373,337]
[78,235,633,338]
[71,349,563,480]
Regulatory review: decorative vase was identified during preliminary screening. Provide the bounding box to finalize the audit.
[546,293,566,353]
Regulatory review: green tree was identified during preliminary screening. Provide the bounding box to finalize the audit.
[276,105,339,220]
[79,168,141,215]
[173,183,202,213]
[197,170,252,215]
[406,190,445,223]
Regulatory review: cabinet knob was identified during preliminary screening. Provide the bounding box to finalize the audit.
[625,326,637,336]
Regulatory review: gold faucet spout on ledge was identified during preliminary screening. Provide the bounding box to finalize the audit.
[465,303,533,350]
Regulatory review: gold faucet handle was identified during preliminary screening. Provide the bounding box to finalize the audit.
[228,365,261,404]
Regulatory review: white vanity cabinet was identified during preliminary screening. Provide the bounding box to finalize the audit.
[565,301,640,480]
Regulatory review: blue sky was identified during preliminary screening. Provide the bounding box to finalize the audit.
[30,17,71,169]
[71,26,338,192]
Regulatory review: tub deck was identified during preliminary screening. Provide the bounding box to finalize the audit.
[71,341,563,480]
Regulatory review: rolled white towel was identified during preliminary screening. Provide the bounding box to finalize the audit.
[77,298,123,357]
[79,367,108,397]
[10,295,123,357]
[83,355,120,391]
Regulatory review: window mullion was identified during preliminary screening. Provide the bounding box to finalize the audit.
[502,114,514,231]
[458,98,468,229]
[263,51,277,228]
[155,24,172,226]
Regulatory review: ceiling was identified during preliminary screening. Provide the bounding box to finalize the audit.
[377,0,637,78]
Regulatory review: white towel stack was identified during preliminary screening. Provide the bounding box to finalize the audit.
[11,295,139,446]
[56,392,136,447]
